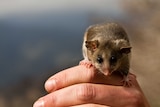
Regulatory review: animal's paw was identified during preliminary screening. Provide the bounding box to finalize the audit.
[121,76,132,87]
[79,60,93,68]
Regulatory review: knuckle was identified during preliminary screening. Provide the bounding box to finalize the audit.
[128,90,143,107]
[76,84,96,101]
[61,71,68,86]
[132,90,143,106]
[55,71,68,89]
[85,68,96,82]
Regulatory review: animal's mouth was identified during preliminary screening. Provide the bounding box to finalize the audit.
[101,68,114,76]
[102,71,110,76]
[101,68,111,76]
[96,65,114,76]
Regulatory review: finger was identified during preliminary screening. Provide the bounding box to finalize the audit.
[45,64,127,93]
[34,83,140,107]
[45,65,98,92]
[71,104,110,107]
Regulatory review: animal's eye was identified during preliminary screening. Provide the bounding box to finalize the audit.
[97,55,103,64]
[110,55,117,63]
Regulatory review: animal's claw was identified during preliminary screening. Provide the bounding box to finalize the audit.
[79,60,93,68]
[121,76,132,87]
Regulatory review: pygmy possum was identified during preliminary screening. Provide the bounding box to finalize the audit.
[81,22,132,86]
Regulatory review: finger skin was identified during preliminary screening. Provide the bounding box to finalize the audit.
[35,82,144,107]
[71,104,110,107]
[39,63,151,107]
[45,65,97,92]
[34,66,150,107]
[45,65,124,92]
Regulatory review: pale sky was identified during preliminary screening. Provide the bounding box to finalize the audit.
[0,0,120,17]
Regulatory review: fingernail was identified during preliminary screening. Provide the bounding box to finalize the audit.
[45,79,56,92]
[33,100,44,107]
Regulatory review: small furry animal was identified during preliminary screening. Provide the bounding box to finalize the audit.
[82,22,132,86]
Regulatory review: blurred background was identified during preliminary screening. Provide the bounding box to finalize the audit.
[0,0,160,107]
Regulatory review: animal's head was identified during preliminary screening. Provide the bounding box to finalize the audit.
[85,39,131,76]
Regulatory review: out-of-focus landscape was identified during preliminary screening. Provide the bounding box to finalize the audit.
[0,0,160,107]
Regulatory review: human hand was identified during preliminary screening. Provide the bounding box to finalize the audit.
[33,64,150,107]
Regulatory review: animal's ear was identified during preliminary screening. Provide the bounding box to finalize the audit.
[120,47,132,54]
[85,40,99,52]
